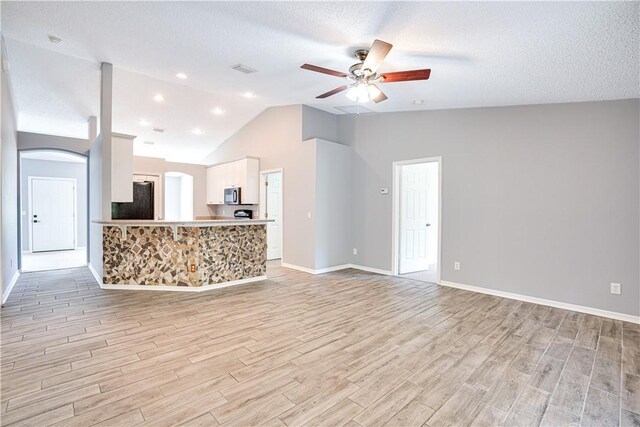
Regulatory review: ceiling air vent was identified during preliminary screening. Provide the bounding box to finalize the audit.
[152,128,165,133]
[232,64,257,74]
[334,105,375,115]
[143,141,154,145]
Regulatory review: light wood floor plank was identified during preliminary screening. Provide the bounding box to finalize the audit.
[0,265,630,426]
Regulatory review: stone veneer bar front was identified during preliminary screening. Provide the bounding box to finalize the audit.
[94,219,272,291]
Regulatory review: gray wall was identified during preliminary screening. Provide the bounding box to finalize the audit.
[20,158,88,251]
[338,99,640,317]
[314,138,352,269]
[18,132,89,155]
[1,45,19,299]
[206,105,319,269]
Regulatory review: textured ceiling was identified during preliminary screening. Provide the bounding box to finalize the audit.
[2,1,638,163]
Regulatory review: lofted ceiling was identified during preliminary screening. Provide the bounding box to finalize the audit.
[2,1,638,164]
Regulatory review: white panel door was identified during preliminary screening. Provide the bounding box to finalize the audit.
[265,172,282,260]
[31,178,75,252]
[399,164,430,274]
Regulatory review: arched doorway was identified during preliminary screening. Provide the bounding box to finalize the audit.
[164,172,194,221]
[19,149,88,272]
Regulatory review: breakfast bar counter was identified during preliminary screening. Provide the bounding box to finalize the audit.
[94,219,272,290]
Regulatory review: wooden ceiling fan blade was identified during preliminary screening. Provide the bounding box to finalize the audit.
[301,64,348,78]
[379,69,431,83]
[316,85,348,99]
[371,85,387,103]
[362,39,393,74]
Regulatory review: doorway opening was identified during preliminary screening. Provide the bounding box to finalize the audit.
[259,169,283,262]
[392,157,441,283]
[19,150,88,272]
[164,172,194,221]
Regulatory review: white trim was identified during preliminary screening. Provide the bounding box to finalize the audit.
[88,262,103,286]
[281,262,392,276]
[28,176,78,252]
[88,262,266,293]
[349,264,393,276]
[101,276,267,293]
[391,157,442,282]
[440,280,640,324]
[259,168,284,261]
[2,270,20,304]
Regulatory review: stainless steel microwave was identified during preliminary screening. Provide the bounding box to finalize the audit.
[224,188,241,205]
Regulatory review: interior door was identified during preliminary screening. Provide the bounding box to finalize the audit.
[265,172,282,260]
[399,163,430,274]
[31,178,75,252]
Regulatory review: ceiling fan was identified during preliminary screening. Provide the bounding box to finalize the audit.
[301,39,431,104]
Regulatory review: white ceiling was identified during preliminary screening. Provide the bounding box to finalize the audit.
[2,1,638,164]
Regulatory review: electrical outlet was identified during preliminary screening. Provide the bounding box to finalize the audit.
[190,264,196,273]
[610,282,621,295]
[353,248,358,255]
[454,262,461,271]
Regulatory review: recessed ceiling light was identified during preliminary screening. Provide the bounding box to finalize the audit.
[176,72,187,79]
[139,119,151,126]
[154,94,165,102]
[413,99,424,105]
[241,91,256,99]
[211,107,226,115]
[47,35,62,44]
[192,128,204,135]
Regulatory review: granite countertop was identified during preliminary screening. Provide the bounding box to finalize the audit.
[93,218,273,226]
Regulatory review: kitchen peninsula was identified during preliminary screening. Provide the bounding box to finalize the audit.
[95,219,272,290]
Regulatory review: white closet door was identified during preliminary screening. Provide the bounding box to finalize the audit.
[399,164,430,274]
[31,178,75,252]
[265,172,282,260]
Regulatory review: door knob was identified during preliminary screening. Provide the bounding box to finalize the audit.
[33,220,39,223]
[426,223,431,227]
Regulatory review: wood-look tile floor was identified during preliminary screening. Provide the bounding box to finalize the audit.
[1,265,639,427]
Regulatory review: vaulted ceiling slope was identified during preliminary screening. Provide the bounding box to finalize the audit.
[2,1,638,163]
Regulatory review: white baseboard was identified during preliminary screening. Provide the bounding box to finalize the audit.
[281,262,392,276]
[87,262,103,286]
[87,263,267,293]
[2,270,20,304]
[281,262,352,275]
[440,280,640,324]
[349,264,393,276]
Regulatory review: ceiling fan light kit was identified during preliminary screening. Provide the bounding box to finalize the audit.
[301,39,431,104]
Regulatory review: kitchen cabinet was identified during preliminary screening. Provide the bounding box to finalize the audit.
[111,133,135,203]
[206,158,259,205]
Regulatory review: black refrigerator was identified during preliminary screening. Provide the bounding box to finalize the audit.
[111,181,155,220]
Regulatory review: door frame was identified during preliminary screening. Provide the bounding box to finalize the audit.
[28,176,78,253]
[391,157,442,281]
[259,168,284,261]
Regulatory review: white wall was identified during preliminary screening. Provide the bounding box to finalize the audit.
[133,156,209,219]
[339,99,640,317]
[1,43,19,299]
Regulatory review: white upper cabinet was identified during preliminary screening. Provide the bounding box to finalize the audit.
[206,158,260,205]
[111,133,135,203]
